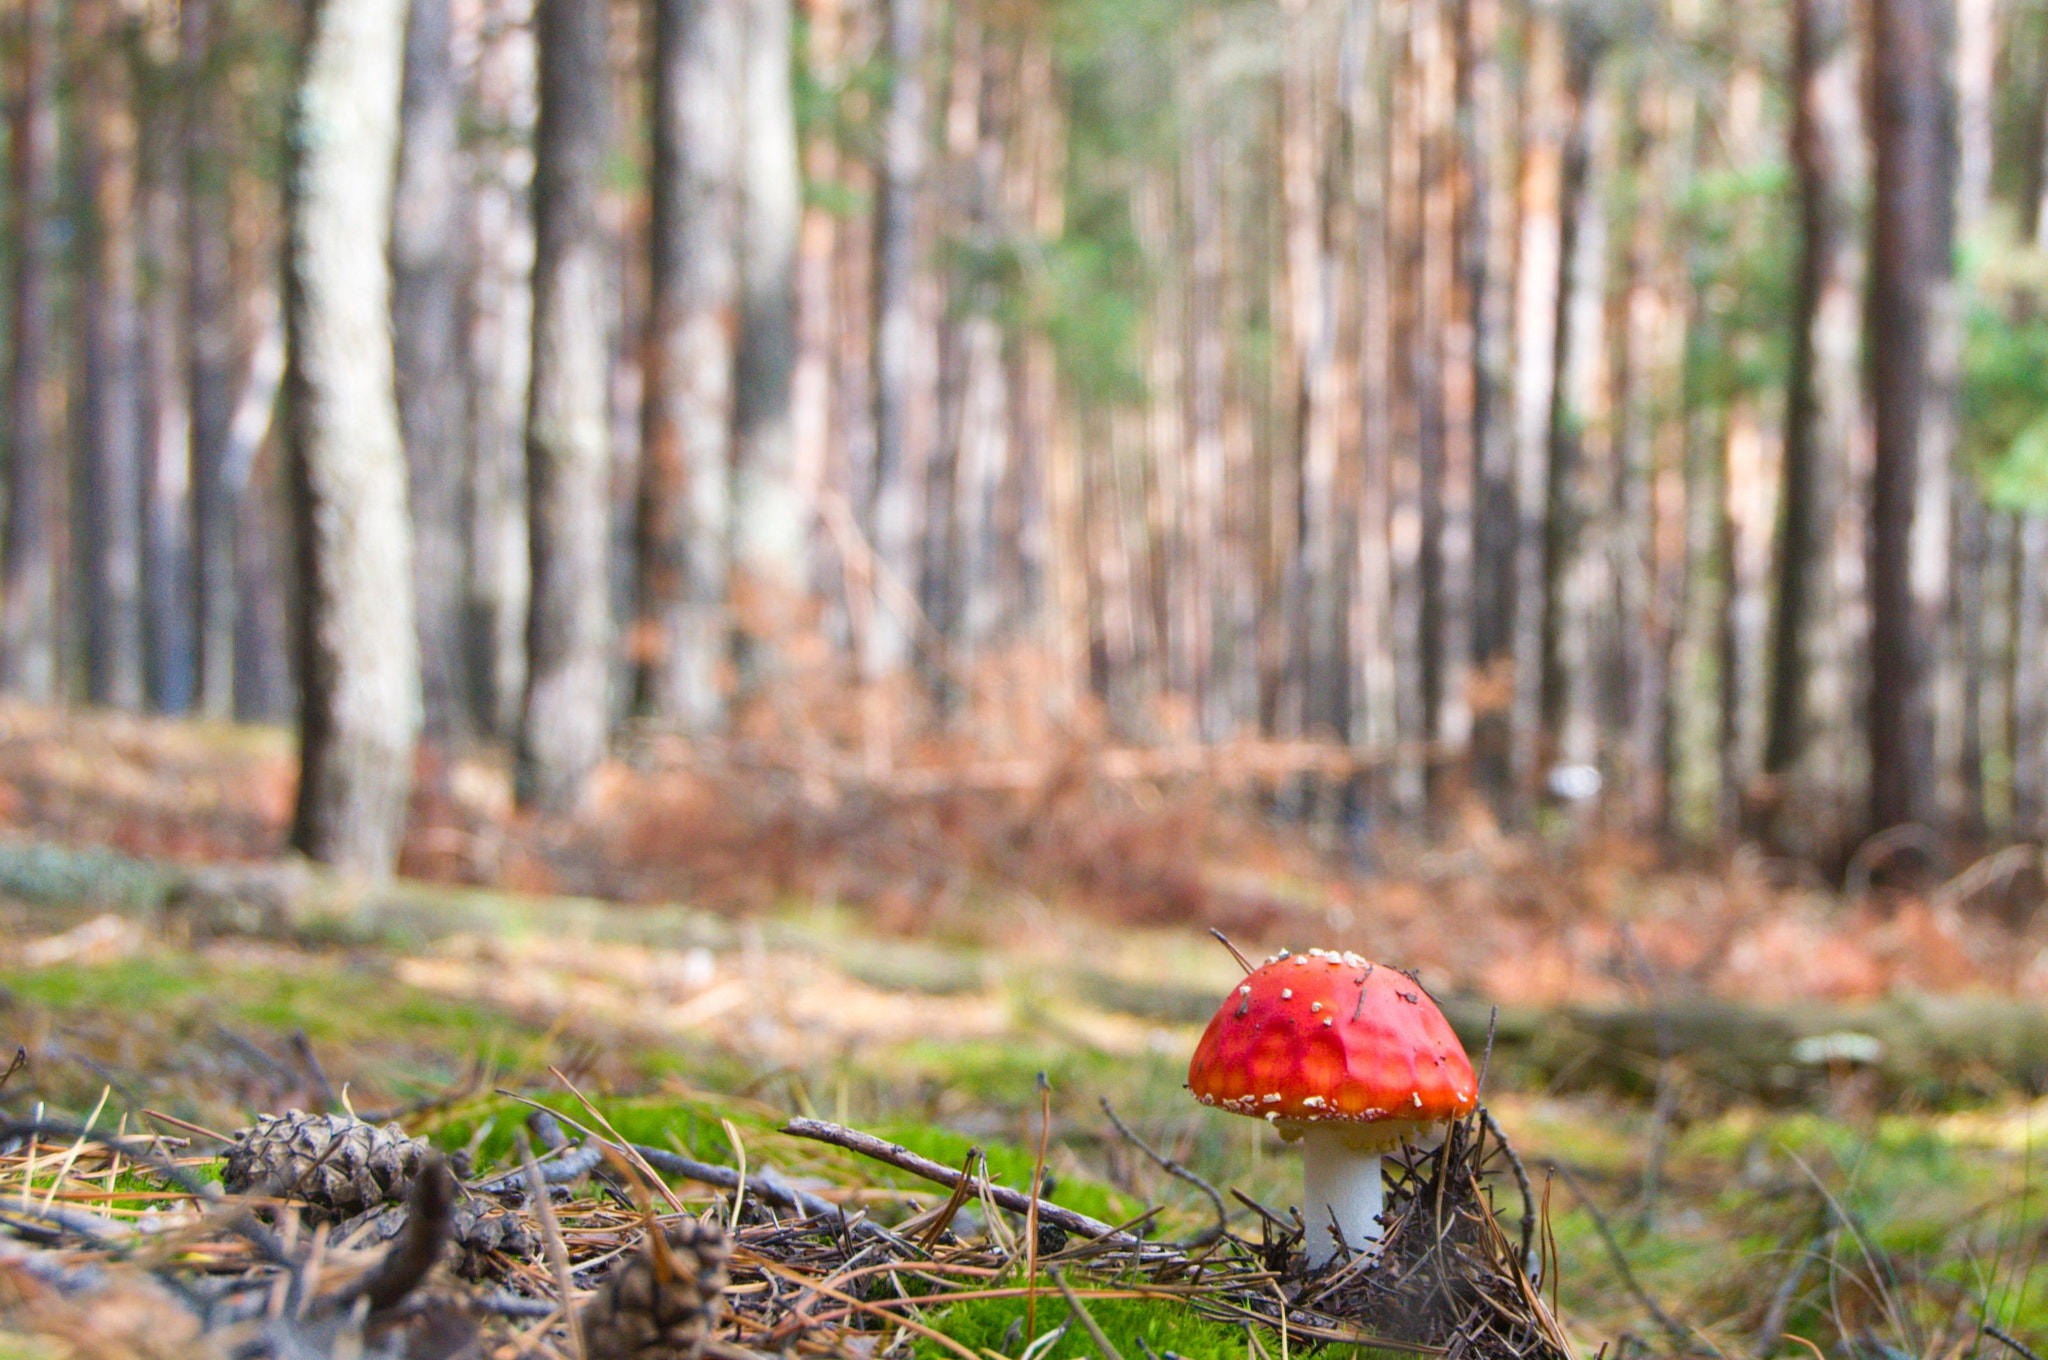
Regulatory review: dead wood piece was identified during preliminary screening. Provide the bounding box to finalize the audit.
[780,1117,1142,1248]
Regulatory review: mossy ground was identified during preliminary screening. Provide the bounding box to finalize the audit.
[2,902,2044,1358]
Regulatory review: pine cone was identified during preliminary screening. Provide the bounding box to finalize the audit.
[220,1110,428,1221]
[580,1215,731,1360]
[344,1194,542,1276]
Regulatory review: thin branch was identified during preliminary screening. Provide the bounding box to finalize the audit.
[1985,1324,2046,1360]
[781,1117,1143,1246]
[1481,1106,1537,1279]
[1551,1160,1691,1353]
[1099,1098,1228,1245]
[1209,928,1255,975]
[520,1130,585,1360]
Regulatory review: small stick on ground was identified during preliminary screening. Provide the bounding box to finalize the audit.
[521,1129,586,1360]
[1027,1073,1051,1339]
[336,1154,454,1315]
[1987,1326,2046,1360]
[1480,1107,1536,1278]
[287,1031,338,1113]
[1552,1160,1690,1354]
[1099,1098,1228,1245]
[780,1117,1143,1246]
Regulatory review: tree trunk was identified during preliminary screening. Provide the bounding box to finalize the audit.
[2012,514,2048,835]
[141,90,196,714]
[637,0,740,730]
[2,0,58,701]
[1540,30,1605,773]
[1511,0,1568,802]
[517,0,614,815]
[1462,0,1516,817]
[286,0,421,876]
[186,0,240,720]
[462,0,535,740]
[868,0,931,682]
[1765,0,1865,850]
[76,0,147,711]
[393,0,472,739]
[730,0,808,706]
[1865,0,1955,834]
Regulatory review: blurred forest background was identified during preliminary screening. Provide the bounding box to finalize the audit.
[3,0,2048,885]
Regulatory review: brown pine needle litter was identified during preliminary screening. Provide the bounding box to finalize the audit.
[0,1096,1573,1360]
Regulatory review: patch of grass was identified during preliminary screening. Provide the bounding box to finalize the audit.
[912,1285,1255,1360]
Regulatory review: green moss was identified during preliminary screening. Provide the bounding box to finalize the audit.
[913,1286,1252,1360]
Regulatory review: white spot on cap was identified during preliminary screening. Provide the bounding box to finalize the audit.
[1293,955,1310,966]
[1263,1093,1282,1103]
[1322,1017,1333,1027]
[1412,1092,1422,1108]
[1238,984,1252,996]
[1280,988,1293,1000]
[1309,1001,1323,1012]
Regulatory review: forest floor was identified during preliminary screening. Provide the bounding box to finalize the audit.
[0,703,2043,1357]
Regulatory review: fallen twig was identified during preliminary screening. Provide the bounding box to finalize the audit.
[1099,1098,1228,1245]
[781,1117,1144,1247]
[1550,1161,1689,1354]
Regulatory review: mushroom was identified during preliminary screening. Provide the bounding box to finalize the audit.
[1188,947,1476,1267]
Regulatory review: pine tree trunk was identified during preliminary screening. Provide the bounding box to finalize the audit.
[1865,0,1955,834]
[637,0,740,729]
[286,0,421,875]
[186,0,240,719]
[730,0,808,705]
[1346,0,1396,768]
[1539,31,1605,772]
[141,93,195,714]
[462,0,535,739]
[2012,514,2048,835]
[1765,0,1865,849]
[1462,0,1516,816]
[76,0,147,711]
[517,0,614,815]
[2,0,58,702]
[868,0,931,682]
[1511,0,1567,802]
[393,0,472,739]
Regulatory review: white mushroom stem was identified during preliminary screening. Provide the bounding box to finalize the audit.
[1298,1125,1387,1267]
[1293,1119,1436,1267]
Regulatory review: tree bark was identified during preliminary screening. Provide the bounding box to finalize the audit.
[637,0,740,730]
[730,0,809,705]
[286,0,421,876]
[1539,27,1605,773]
[2012,514,2048,835]
[186,0,240,720]
[393,0,472,739]
[1462,0,1516,816]
[1765,0,1865,849]
[140,87,196,714]
[868,0,931,682]
[2,0,58,702]
[76,0,148,711]
[1511,0,1568,802]
[1865,0,1955,834]
[517,0,614,815]
[461,0,535,740]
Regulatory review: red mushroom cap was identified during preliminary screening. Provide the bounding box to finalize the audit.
[1188,948,1477,1137]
